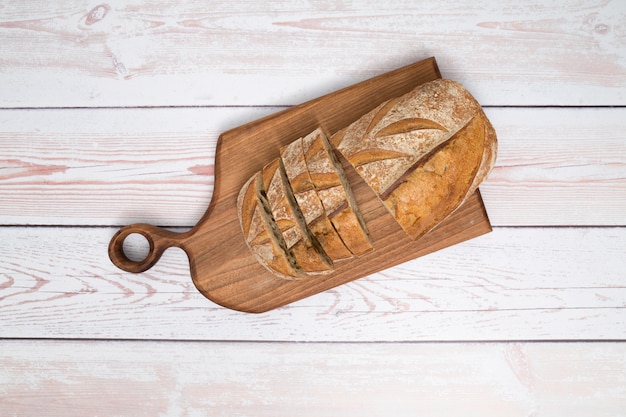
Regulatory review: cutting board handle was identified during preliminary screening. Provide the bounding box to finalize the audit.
[108,223,187,273]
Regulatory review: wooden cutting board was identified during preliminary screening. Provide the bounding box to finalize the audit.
[108,57,492,313]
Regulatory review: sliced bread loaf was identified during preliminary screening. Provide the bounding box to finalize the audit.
[280,136,354,261]
[302,128,372,255]
[262,158,333,274]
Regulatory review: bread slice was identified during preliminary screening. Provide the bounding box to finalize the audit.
[280,136,355,261]
[302,128,372,256]
[262,158,333,274]
[237,172,304,280]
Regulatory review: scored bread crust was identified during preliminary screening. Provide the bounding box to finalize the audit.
[262,158,333,274]
[281,136,356,261]
[381,115,486,240]
[238,78,497,278]
[302,128,372,256]
[333,78,497,241]
[334,79,483,196]
[237,172,304,280]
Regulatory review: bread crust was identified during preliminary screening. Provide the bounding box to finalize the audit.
[469,111,498,196]
[238,78,498,278]
[281,136,358,261]
[302,128,372,256]
[262,158,333,274]
[237,173,304,279]
[336,79,483,196]
[382,115,486,239]
[333,79,497,240]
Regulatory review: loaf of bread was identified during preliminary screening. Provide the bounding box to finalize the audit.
[332,79,497,240]
[238,78,497,279]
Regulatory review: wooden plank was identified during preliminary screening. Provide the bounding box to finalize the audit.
[480,107,626,226]
[1,226,624,341]
[0,106,276,226]
[0,1,624,107]
[1,340,625,416]
[1,107,625,227]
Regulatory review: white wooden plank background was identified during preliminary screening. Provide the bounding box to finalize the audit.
[1,226,625,341]
[1,0,625,415]
[2,340,625,417]
[0,0,625,107]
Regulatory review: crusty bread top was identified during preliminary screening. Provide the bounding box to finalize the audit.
[332,78,497,241]
[335,79,483,195]
[382,114,486,240]
[281,137,315,195]
[238,174,259,241]
[237,78,497,277]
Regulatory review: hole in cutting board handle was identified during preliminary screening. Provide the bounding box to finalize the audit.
[108,223,186,273]
[122,233,151,262]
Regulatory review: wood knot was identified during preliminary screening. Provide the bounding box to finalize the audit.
[594,23,609,35]
[85,4,110,25]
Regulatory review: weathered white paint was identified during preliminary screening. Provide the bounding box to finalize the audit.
[1,107,624,226]
[0,0,625,107]
[1,340,625,417]
[1,226,624,341]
